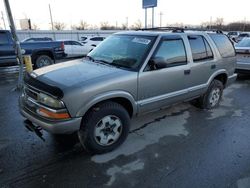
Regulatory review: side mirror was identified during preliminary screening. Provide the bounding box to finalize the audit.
[149,57,167,70]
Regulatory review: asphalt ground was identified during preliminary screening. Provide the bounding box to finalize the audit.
[0,67,250,188]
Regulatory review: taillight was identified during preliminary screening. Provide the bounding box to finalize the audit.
[61,42,65,51]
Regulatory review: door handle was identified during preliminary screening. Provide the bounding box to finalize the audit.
[211,64,216,69]
[184,69,191,75]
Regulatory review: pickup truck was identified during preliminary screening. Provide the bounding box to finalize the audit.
[0,30,66,68]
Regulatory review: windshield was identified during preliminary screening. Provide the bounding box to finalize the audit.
[236,38,250,47]
[87,34,156,70]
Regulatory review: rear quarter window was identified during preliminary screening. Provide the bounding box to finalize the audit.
[208,34,235,58]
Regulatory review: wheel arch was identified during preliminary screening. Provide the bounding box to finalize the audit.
[208,70,228,88]
[76,91,137,118]
[32,50,55,63]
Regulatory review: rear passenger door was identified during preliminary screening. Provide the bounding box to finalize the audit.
[186,35,215,97]
[138,36,190,113]
[64,41,73,57]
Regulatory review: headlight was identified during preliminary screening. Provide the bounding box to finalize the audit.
[37,93,64,109]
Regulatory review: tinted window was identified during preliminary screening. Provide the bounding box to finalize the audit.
[153,39,187,67]
[72,41,82,45]
[239,33,249,37]
[0,32,9,44]
[209,34,235,57]
[188,35,207,62]
[90,37,104,41]
[204,38,213,59]
[228,32,238,36]
[64,41,71,45]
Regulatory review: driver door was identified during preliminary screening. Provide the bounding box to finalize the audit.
[138,36,190,113]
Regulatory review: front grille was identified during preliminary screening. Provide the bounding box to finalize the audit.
[24,86,39,101]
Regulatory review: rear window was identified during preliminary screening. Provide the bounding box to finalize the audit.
[208,34,235,58]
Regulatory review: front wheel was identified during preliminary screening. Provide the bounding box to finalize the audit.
[192,80,224,109]
[78,101,130,154]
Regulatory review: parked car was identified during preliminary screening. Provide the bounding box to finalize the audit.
[20,29,236,154]
[236,33,250,43]
[227,31,240,42]
[235,37,250,74]
[80,36,106,55]
[0,30,65,68]
[59,40,86,58]
[22,37,53,42]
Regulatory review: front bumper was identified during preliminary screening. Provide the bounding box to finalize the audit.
[226,73,237,87]
[19,96,81,134]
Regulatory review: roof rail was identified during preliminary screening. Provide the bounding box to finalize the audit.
[137,27,224,34]
[138,27,184,33]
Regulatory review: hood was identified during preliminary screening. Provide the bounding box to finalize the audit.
[32,59,124,88]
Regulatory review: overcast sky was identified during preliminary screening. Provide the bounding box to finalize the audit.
[0,0,249,30]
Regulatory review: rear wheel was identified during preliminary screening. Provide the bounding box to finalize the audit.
[34,55,54,69]
[78,101,130,154]
[192,80,224,109]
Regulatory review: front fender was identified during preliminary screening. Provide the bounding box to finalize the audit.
[76,90,137,117]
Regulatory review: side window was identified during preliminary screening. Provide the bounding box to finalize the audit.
[208,34,235,58]
[90,37,104,41]
[152,39,187,68]
[204,38,213,59]
[72,41,81,45]
[0,32,9,44]
[188,35,213,62]
[64,41,70,45]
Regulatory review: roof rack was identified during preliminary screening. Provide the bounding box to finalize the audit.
[137,27,224,34]
[138,27,184,33]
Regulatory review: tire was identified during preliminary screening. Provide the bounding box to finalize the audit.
[78,101,130,154]
[192,80,224,109]
[34,55,54,69]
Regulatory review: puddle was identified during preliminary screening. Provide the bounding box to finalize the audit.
[106,159,144,186]
[237,177,250,188]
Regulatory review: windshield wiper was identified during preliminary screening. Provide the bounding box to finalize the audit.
[85,55,95,61]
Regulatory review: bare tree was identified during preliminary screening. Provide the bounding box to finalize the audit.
[214,17,224,29]
[32,23,39,30]
[130,20,142,30]
[121,23,128,30]
[100,22,116,30]
[54,22,66,30]
[72,20,88,30]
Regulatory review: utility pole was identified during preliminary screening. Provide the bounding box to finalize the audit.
[243,17,246,31]
[1,11,6,29]
[209,16,212,30]
[4,0,24,89]
[145,9,147,28]
[152,8,154,28]
[48,4,55,40]
[126,17,128,30]
[49,4,54,30]
[159,12,163,27]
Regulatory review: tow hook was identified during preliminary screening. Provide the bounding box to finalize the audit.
[24,119,45,142]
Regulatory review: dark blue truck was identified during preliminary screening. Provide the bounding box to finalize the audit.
[0,30,66,68]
